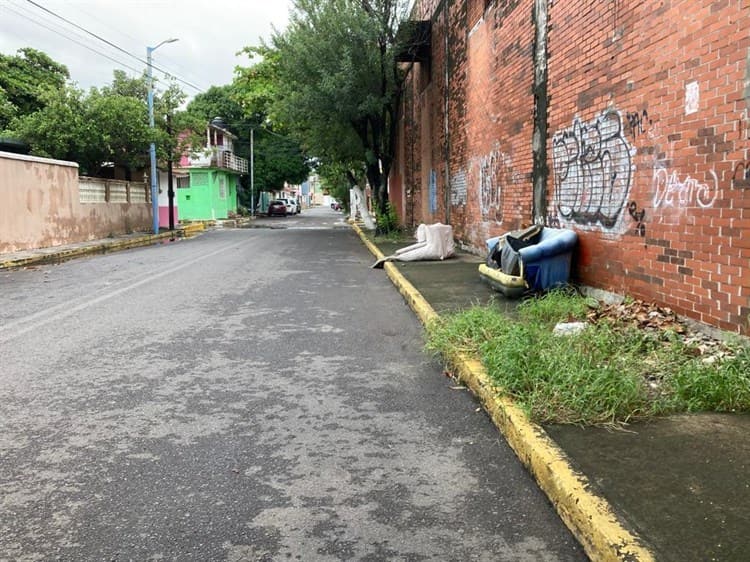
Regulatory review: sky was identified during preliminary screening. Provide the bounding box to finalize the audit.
[0,0,293,96]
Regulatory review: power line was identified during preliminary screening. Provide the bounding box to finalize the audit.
[22,0,204,92]
[51,0,207,91]
[2,2,144,76]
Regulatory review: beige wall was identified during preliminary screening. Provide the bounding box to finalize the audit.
[0,151,152,253]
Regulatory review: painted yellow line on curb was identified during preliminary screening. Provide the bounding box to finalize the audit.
[0,231,182,270]
[352,222,655,562]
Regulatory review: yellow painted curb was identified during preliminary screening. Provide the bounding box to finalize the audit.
[352,222,655,562]
[0,231,179,270]
[448,353,654,562]
[180,222,207,237]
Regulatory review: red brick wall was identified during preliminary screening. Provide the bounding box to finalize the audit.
[392,0,750,335]
[547,0,750,333]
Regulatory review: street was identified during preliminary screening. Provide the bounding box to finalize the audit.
[0,207,585,561]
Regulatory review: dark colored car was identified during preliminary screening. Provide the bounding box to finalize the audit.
[268,200,287,217]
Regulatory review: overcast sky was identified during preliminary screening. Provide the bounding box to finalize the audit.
[0,0,293,96]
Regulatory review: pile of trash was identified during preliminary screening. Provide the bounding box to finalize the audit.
[584,299,736,363]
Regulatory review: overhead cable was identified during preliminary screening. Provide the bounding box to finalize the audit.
[3,2,144,75]
[23,0,204,92]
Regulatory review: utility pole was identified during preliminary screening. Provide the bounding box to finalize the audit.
[167,114,175,232]
[250,127,255,217]
[147,38,178,234]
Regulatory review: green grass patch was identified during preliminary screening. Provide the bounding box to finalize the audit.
[372,230,413,245]
[425,290,750,426]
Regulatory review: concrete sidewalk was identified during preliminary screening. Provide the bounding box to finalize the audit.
[356,226,750,562]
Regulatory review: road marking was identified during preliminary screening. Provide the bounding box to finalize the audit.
[0,242,239,343]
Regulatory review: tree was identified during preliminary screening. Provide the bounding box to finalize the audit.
[316,160,364,209]
[251,131,310,192]
[0,47,69,129]
[6,85,86,163]
[3,57,191,178]
[267,0,409,214]
[82,88,152,177]
[232,50,311,193]
[187,71,310,204]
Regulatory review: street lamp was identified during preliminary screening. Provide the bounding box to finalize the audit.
[147,38,178,234]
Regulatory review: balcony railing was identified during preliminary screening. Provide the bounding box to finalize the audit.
[222,150,248,174]
[185,148,248,174]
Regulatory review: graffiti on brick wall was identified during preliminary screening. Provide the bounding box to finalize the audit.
[451,170,467,206]
[552,109,635,231]
[478,149,515,222]
[733,161,750,182]
[545,212,561,228]
[625,110,651,140]
[429,169,438,214]
[627,201,646,237]
[652,167,719,209]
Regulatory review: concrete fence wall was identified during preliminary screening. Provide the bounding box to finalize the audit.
[0,151,152,253]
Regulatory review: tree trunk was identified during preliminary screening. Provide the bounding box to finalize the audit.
[366,162,389,216]
[350,185,376,230]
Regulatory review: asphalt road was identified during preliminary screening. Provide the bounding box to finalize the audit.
[0,207,586,561]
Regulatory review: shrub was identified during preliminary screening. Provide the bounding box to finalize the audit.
[375,202,400,235]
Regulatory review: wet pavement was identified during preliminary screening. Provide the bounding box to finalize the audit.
[3,221,749,561]
[547,415,750,562]
[1,215,585,560]
[372,234,750,562]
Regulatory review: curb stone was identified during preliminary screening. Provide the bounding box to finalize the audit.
[0,231,184,270]
[352,223,655,562]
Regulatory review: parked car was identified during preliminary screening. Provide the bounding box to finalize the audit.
[331,199,342,211]
[267,200,287,217]
[278,197,299,215]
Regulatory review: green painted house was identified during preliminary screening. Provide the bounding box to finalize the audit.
[176,118,248,221]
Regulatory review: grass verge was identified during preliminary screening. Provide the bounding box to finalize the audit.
[425,289,750,426]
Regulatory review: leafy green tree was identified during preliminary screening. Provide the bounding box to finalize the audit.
[267,0,408,214]
[232,51,312,192]
[0,88,18,129]
[3,56,192,179]
[101,69,148,99]
[6,84,85,163]
[316,160,361,208]
[186,79,310,205]
[184,85,250,164]
[81,88,151,177]
[185,85,243,126]
[0,47,69,129]
[251,130,310,192]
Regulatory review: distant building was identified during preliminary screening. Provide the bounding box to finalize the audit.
[173,118,248,222]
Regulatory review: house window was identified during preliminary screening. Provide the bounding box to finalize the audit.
[218,177,226,199]
[176,175,190,189]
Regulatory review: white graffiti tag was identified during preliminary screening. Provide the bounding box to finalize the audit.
[478,150,514,222]
[652,168,719,209]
